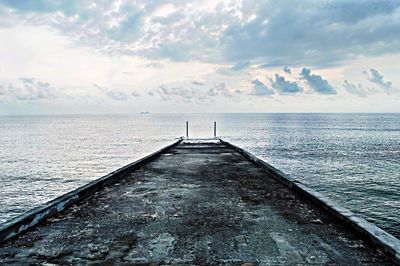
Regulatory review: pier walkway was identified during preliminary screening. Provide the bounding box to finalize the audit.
[0,140,394,264]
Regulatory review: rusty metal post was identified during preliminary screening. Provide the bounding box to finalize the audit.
[214,121,217,137]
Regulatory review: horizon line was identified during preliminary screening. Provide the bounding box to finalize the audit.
[1,112,400,116]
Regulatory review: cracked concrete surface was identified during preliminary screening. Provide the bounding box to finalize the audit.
[0,141,392,265]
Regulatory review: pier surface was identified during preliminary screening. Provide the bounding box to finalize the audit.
[0,141,392,264]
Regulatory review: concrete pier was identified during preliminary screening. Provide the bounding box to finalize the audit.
[0,140,397,264]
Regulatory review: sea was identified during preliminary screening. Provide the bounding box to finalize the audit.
[0,113,399,238]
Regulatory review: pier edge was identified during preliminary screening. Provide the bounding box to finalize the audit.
[219,138,400,264]
[0,138,183,244]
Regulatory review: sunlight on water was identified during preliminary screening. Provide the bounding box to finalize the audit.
[0,113,399,238]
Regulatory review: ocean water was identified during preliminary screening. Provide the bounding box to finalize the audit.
[0,113,399,238]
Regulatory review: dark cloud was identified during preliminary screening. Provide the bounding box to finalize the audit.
[283,66,291,74]
[222,1,400,67]
[95,84,129,101]
[191,81,204,86]
[106,13,142,42]
[326,1,400,23]
[270,74,302,94]
[300,68,336,94]
[250,79,274,96]
[343,80,369,97]
[364,69,393,90]
[3,1,400,67]
[0,0,80,15]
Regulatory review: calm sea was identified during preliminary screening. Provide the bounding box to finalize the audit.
[0,114,399,238]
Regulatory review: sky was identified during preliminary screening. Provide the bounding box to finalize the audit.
[0,0,399,114]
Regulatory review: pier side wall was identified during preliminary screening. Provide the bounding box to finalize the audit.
[220,139,400,263]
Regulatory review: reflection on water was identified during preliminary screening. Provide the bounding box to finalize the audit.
[0,113,399,237]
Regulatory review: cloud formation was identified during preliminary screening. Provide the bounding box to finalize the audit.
[0,1,399,113]
[0,85,6,95]
[156,84,200,102]
[270,74,302,94]
[300,68,336,94]
[1,1,400,67]
[343,80,369,97]
[364,69,393,90]
[231,61,250,71]
[95,85,129,101]
[283,66,292,74]
[106,91,129,101]
[154,82,235,102]
[0,77,58,101]
[222,1,400,67]
[250,79,274,96]
[207,82,233,98]
[191,81,205,86]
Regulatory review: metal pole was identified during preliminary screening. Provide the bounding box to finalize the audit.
[214,121,216,138]
[186,121,189,138]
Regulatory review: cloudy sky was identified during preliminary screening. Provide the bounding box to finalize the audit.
[0,0,399,114]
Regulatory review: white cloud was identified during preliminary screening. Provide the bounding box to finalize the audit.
[0,77,58,101]
[95,84,129,101]
[154,81,236,103]
[343,80,369,97]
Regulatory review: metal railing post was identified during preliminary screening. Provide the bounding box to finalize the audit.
[214,121,217,137]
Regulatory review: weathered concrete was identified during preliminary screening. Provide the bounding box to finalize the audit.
[0,140,395,265]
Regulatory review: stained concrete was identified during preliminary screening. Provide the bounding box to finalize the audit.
[0,141,393,265]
